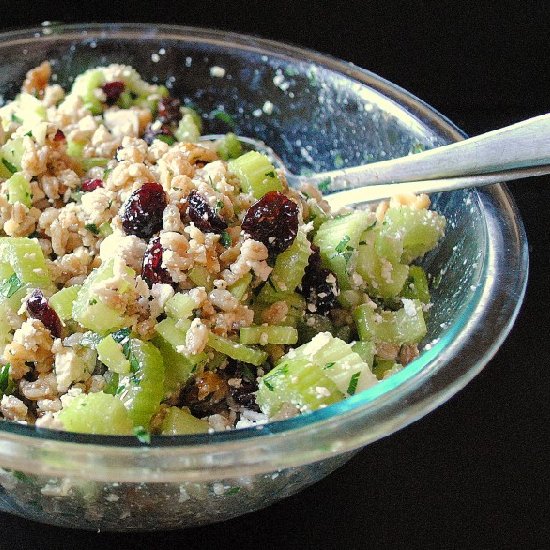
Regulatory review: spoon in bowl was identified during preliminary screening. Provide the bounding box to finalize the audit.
[200,113,550,209]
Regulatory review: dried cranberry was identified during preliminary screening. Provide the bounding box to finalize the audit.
[157,97,182,124]
[300,246,339,314]
[101,81,125,104]
[25,289,62,338]
[121,182,167,239]
[141,236,173,288]
[142,123,176,145]
[81,178,104,192]
[241,191,299,254]
[186,190,228,234]
[53,129,65,142]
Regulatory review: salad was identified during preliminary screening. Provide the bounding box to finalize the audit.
[0,63,445,437]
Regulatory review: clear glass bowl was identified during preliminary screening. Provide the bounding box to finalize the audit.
[0,23,528,531]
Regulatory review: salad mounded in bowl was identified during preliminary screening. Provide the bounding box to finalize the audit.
[0,63,445,438]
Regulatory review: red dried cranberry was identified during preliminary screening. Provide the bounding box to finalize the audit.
[186,190,228,234]
[101,81,125,104]
[300,246,339,314]
[142,123,176,146]
[141,236,173,288]
[241,191,299,254]
[81,178,104,192]
[53,129,65,142]
[121,182,167,239]
[157,97,182,124]
[25,289,62,338]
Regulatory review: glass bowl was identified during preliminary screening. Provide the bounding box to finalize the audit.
[0,23,527,531]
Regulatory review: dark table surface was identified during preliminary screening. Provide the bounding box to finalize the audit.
[1,2,549,548]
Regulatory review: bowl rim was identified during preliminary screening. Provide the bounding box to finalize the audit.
[0,23,528,481]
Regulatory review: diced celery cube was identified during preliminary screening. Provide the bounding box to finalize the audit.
[0,237,50,287]
[164,293,196,320]
[161,407,209,435]
[228,151,283,198]
[49,285,82,320]
[6,173,32,207]
[97,334,131,375]
[207,332,268,366]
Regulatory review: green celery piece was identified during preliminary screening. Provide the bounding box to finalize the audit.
[356,229,409,299]
[81,157,109,171]
[6,173,32,207]
[1,138,25,174]
[97,334,131,375]
[268,230,312,293]
[72,258,132,333]
[401,265,431,303]
[0,237,50,286]
[228,272,253,301]
[49,285,81,320]
[116,339,165,428]
[378,206,446,263]
[353,300,427,345]
[256,358,343,416]
[188,265,213,291]
[373,358,398,380]
[161,406,209,435]
[217,132,243,160]
[174,114,200,143]
[207,332,267,366]
[69,68,105,115]
[351,341,376,368]
[240,325,298,345]
[314,210,376,290]
[228,151,283,198]
[164,293,196,320]
[58,392,133,435]
[66,139,85,158]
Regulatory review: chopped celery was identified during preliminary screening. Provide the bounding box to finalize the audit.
[67,139,85,158]
[218,132,243,160]
[207,332,268,366]
[240,325,298,345]
[81,157,109,171]
[58,392,133,435]
[6,173,32,207]
[116,339,165,428]
[351,341,375,368]
[103,371,119,395]
[1,138,25,175]
[356,229,409,299]
[174,114,200,143]
[188,265,213,291]
[297,314,334,344]
[401,265,431,303]
[228,151,283,198]
[72,259,132,333]
[49,285,81,320]
[378,206,446,263]
[97,334,131,375]
[164,293,196,320]
[353,299,427,345]
[0,237,50,286]
[228,272,253,301]
[69,68,105,114]
[372,358,399,380]
[314,210,376,290]
[161,406,209,435]
[268,230,312,293]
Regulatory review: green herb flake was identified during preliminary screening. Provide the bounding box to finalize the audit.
[88,298,98,305]
[129,353,140,374]
[156,134,176,146]
[133,426,151,444]
[226,486,241,495]
[0,273,23,299]
[317,177,331,193]
[112,328,131,345]
[333,153,344,168]
[84,223,99,235]
[347,372,360,395]
[411,142,425,154]
[211,109,236,128]
[0,364,10,393]
[24,130,33,137]
[264,170,276,178]
[2,158,17,174]
[220,230,232,248]
[335,235,351,253]
[263,379,274,391]
[323,362,335,370]
[10,114,22,124]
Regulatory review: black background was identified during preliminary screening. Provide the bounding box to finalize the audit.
[0,1,549,548]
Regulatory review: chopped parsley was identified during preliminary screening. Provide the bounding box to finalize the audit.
[264,170,276,178]
[10,113,22,124]
[156,134,176,146]
[323,362,335,370]
[0,273,24,299]
[335,235,351,253]
[133,426,151,444]
[2,158,17,175]
[220,230,232,248]
[346,372,360,395]
[333,153,344,168]
[226,486,241,495]
[317,177,331,193]
[88,298,98,305]
[84,223,99,235]
[211,109,236,128]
